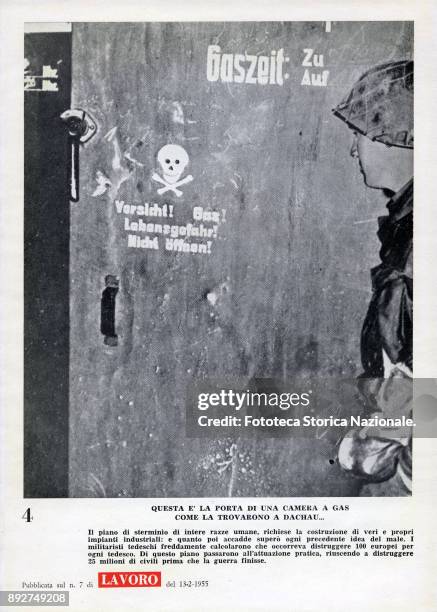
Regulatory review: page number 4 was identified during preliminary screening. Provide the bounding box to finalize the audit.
[22,507,33,522]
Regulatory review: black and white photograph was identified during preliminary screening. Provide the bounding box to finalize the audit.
[24,21,414,499]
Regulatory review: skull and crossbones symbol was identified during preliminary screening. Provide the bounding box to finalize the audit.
[152,144,193,197]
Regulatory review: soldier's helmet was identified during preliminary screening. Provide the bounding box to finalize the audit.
[333,60,413,148]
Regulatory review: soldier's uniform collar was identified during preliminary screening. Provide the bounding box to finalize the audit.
[386,178,413,222]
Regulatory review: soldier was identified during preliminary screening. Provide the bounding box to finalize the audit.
[332,60,413,495]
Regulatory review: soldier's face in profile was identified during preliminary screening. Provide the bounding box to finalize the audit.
[349,131,413,194]
[349,131,387,190]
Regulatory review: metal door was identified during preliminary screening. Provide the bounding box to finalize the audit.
[67,22,413,497]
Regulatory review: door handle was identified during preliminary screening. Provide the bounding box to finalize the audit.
[60,109,97,202]
[101,275,119,347]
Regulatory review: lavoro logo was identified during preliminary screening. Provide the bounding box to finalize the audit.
[98,572,161,588]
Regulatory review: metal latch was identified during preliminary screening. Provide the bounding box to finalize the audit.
[60,109,97,202]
